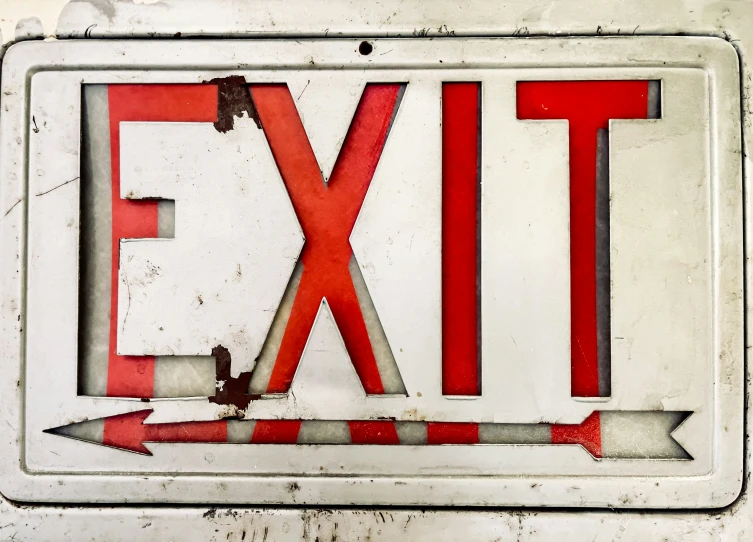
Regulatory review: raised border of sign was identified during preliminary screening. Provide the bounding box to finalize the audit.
[0,36,743,509]
[0,0,751,539]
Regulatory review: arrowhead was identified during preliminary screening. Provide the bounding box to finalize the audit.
[551,411,603,458]
[44,409,154,455]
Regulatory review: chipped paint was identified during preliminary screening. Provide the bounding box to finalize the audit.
[208,345,257,412]
[206,75,262,133]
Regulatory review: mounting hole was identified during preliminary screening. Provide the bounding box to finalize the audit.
[359,41,373,56]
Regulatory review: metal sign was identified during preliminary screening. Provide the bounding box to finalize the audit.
[0,36,743,510]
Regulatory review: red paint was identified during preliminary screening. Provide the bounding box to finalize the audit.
[442,83,481,396]
[106,85,217,398]
[427,422,479,444]
[91,412,610,454]
[516,81,649,397]
[252,84,401,395]
[349,421,401,444]
[251,420,302,444]
[551,411,602,458]
[102,410,227,455]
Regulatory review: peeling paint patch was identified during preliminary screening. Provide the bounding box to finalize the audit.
[208,345,258,411]
[206,75,262,133]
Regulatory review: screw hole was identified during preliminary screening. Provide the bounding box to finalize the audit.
[359,41,373,56]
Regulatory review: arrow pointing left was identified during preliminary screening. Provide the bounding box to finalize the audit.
[44,410,228,455]
[44,409,691,459]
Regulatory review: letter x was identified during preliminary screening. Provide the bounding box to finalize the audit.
[250,83,402,395]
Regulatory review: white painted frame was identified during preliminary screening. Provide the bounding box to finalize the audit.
[0,0,750,539]
[0,37,742,509]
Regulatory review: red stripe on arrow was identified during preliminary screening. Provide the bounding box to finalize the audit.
[550,411,602,458]
[349,421,401,444]
[251,420,302,444]
[102,410,227,455]
[427,422,479,444]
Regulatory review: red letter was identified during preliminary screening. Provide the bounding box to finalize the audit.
[517,81,650,397]
[252,84,402,395]
[442,83,481,396]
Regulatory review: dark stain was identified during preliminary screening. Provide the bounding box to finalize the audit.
[288,481,301,493]
[208,345,259,411]
[202,508,243,522]
[203,508,217,519]
[205,75,262,133]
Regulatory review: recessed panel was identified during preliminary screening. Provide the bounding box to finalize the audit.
[0,37,742,507]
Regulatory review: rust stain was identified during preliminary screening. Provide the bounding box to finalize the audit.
[208,345,259,411]
[205,75,262,133]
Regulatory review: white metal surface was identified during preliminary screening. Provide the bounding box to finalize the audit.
[0,0,751,539]
[0,37,742,509]
[118,118,304,376]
